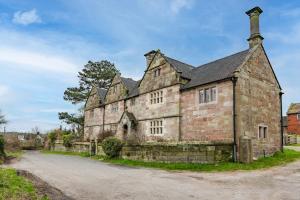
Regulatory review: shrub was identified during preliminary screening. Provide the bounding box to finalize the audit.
[62,133,74,148]
[48,131,57,146]
[0,135,6,161]
[102,137,123,158]
[99,130,114,142]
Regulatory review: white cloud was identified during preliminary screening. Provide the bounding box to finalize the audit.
[0,85,15,104]
[13,9,42,25]
[0,47,79,75]
[170,0,193,15]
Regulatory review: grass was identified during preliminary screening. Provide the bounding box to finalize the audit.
[287,143,300,147]
[42,149,300,172]
[6,151,24,160]
[0,168,48,200]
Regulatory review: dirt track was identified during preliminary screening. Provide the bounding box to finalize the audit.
[8,149,300,200]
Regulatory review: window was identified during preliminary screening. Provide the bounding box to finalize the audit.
[111,103,118,112]
[297,114,300,121]
[153,68,161,78]
[150,90,163,104]
[150,120,163,135]
[199,86,217,104]
[258,125,268,139]
[130,98,136,106]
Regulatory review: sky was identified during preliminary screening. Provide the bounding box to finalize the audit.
[0,0,299,133]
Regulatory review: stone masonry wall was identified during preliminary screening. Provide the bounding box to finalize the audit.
[180,81,234,142]
[235,45,281,159]
[121,143,233,163]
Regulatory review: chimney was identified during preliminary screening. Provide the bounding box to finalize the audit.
[144,50,157,67]
[246,6,264,48]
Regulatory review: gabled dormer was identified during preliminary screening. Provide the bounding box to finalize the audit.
[139,50,194,94]
[85,86,106,110]
[105,73,139,104]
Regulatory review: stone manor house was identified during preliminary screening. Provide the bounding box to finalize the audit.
[84,7,283,161]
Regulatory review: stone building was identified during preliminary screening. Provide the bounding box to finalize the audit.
[84,7,283,161]
[287,103,300,135]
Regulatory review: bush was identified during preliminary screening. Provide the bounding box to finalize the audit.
[0,135,6,161]
[62,133,74,148]
[102,137,123,158]
[99,130,114,142]
[48,131,57,146]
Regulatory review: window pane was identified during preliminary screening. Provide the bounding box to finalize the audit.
[199,90,204,104]
[205,89,210,102]
[160,127,163,134]
[211,87,216,101]
[264,127,267,138]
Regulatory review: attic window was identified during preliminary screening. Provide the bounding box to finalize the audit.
[153,68,161,77]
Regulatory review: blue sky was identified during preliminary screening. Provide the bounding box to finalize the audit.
[0,0,299,132]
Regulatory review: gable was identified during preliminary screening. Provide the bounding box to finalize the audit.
[105,74,128,103]
[139,52,179,93]
[238,45,281,90]
[85,86,101,110]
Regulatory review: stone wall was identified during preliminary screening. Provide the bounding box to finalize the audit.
[121,142,233,163]
[180,81,234,142]
[52,141,90,153]
[235,45,281,159]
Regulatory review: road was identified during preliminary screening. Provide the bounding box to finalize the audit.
[9,149,300,200]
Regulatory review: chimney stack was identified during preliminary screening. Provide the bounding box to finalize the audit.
[246,6,264,48]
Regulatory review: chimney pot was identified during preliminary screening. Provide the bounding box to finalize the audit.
[246,6,264,48]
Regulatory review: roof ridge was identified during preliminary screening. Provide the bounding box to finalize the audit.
[164,55,195,68]
[194,49,249,70]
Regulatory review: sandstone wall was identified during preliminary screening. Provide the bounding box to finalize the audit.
[235,45,281,158]
[180,81,234,142]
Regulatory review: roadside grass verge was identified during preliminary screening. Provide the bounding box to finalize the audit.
[287,143,300,147]
[0,168,48,200]
[6,151,24,159]
[41,149,300,172]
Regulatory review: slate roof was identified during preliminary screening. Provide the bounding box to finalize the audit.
[163,56,195,79]
[181,49,249,90]
[287,103,300,114]
[96,88,107,102]
[121,77,137,93]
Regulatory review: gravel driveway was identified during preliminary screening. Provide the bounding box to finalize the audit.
[9,150,300,200]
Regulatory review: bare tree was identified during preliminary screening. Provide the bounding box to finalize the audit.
[31,126,40,135]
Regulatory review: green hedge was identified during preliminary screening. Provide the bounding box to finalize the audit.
[102,137,123,158]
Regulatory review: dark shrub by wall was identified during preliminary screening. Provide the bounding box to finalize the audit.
[102,137,123,158]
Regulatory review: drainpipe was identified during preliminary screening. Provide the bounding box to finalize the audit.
[231,77,238,162]
[279,91,284,152]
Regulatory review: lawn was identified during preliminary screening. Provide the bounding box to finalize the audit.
[42,149,300,172]
[0,168,48,200]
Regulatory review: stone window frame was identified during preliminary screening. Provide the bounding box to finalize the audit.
[199,86,217,104]
[297,114,300,121]
[258,124,268,139]
[111,102,119,112]
[149,119,164,135]
[153,68,161,78]
[150,90,163,104]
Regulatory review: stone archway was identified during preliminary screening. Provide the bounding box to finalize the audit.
[116,111,137,142]
[122,124,128,140]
